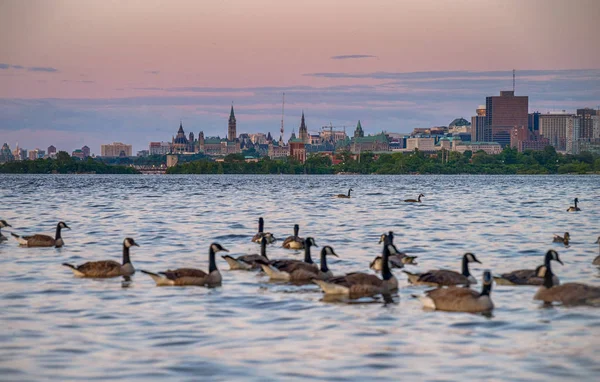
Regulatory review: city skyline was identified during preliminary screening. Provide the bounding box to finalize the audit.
[1,0,599,152]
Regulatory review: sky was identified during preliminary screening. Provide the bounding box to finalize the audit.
[1,0,599,154]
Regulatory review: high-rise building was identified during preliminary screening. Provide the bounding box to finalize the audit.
[149,142,171,155]
[0,143,14,163]
[539,112,575,152]
[82,145,90,158]
[47,145,57,157]
[299,112,310,144]
[101,142,132,157]
[577,108,597,139]
[471,105,486,142]
[485,91,528,147]
[593,115,600,139]
[228,105,237,141]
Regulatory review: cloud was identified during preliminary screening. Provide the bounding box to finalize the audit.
[28,66,59,73]
[145,70,160,75]
[0,63,10,69]
[330,54,377,60]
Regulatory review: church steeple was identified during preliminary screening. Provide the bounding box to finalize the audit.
[228,104,237,141]
[354,120,364,138]
[229,105,236,122]
[299,111,309,144]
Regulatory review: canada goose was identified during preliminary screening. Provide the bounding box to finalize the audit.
[403,253,481,287]
[141,243,228,287]
[404,193,424,203]
[0,220,11,242]
[251,217,276,244]
[593,237,600,266]
[223,235,270,270]
[336,188,353,198]
[567,198,581,212]
[268,237,317,270]
[12,221,70,247]
[282,224,304,249]
[534,250,600,306]
[62,238,138,278]
[553,232,570,245]
[493,265,560,286]
[419,270,494,313]
[370,232,418,271]
[314,237,398,298]
[261,244,338,282]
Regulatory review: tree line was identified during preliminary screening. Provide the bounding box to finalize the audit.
[0,152,139,174]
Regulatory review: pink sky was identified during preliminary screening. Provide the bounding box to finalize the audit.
[0,0,599,153]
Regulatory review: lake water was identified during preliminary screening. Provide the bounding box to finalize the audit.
[0,174,599,381]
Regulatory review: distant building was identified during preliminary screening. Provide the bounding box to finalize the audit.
[149,142,171,155]
[12,143,27,161]
[137,150,149,157]
[47,145,57,158]
[82,146,90,158]
[593,115,600,139]
[577,108,597,140]
[28,148,45,160]
[249,133,267,145]
[319,126,347,143]
[471,106,487,142]
[101,142,132,157]
[228,105,237,141]
[268,139,289,159]
[406,137,436,152]
[298,112,310,144]
[71,149,85,159]
[453,141,502,155]
[171,122,195,154]
[0,143,14,163]
[528,112,540,133]
[448,118,471,134]
[289,139,306,163]
[539,112,576,152]
[510,126,549,152]
[486,91,528,147]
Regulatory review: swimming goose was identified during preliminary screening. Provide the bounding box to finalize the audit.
[404,193,424,203]
[141,243,228,287]
[282,224,305,249]
[553,232,570,245]
[314,237,398,298]
[12,221,70,247]
[335,188,353,198]
[419,270,494,313]
[0,220,11,242]
[567,198,581,212]
[403,252,481,287]
[62,238,138,278]
[493,265,559,286]
[261,245,338,282]
[223,236,270,270]
[593,237,600,266]
[370,232,418,271]
[258,237,317,270]
[534,249,600,306]
[251,217,276,244]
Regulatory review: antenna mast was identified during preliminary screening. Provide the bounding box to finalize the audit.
[280,92,285,138]
[512,69,515,93]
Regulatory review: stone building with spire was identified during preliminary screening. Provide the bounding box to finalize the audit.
[171,122,195,154]
[228,105,237,141]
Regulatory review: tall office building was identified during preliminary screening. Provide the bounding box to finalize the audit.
[528,112,540,133]
[538,112,575,152]
[101,142,132,157]
[471,105,487,142]
[576,108,597,139]
[485,91,528,147]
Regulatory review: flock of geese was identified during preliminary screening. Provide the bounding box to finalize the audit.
[1,196,599,314]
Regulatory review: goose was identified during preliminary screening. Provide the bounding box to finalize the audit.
[261,245,338,282]
[314,237,398,298]
[493,265,559,286]
[567,198,581,212]
[257,237,317,271]
[141,243,228,287]
[251,217,276,244]
[404,193,424,203]
[370,232,418,271]
[0,220,11,242]
[12,221,70,247]
[403,252,481,287]
[534,249,600,306]
[223,235,270,270]
[553,232,570,245]
[335,188,353,198]
[419,270,494,313]
[282,224,304,249]
[62,238,138,278]
[593,237,600,266]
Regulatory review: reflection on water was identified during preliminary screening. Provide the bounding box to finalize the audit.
[1,174,599,381]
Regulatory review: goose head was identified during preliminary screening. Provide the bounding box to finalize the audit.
[0,220,11,228]
[594,236,600,244]
[481,270,493,296]
[545,249,563,266]
[378,233,386,244]
[464,253,481,264]
[210,243,229,253]
[574,197,579,204]
[293,224,300,237]
[305,237,318,248]
[418,193,425,198]
[58,221,70,230]
[563,232,570,241]
[321,245,339,258]
[124,238,140,248]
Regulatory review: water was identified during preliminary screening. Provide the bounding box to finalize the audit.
[0,174,599,381]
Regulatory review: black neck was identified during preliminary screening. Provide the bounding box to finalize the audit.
[320,248,329,272]
[543,255,554,288]
[293,225,299,237]
[304,243,313,264]
[381,243,393,281]
[347,189,351,196]
[388,231,394,244]
[261,239,268,259]
[209,247,217,273]
[461,257,470,277]
[418,195,422,202]
[122,245,131,265]
[55,225,62,240]
[480,282,491,296]
[258,219,264,233]
[574,199,578,208]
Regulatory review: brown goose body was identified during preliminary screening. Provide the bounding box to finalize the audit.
[261,238,334,282]
[223,236,270,270]
[251,217,275,244]
[552,232,570,245]
[494,266,560,286]
[142,243,228,287]
[335,188,353,198]
[282,224,304,249]
[534,249,600,306]
[404,193,424,203]
[63,238,138,278]
[404,253,481,287]
[12,222,70,248]
[566,198,580,212]
[370,232,418,271]
[420,271,494,313]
